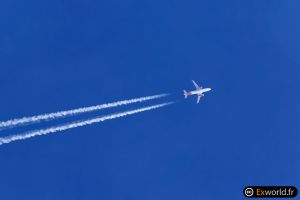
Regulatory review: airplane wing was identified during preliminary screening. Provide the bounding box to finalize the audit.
[196,95,201,104]
[192,80,201,89]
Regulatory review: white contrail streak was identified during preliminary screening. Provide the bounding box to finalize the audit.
[0,93,169,130]
[0,102,173,145]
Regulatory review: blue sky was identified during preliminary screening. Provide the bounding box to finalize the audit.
[0,0,299,199]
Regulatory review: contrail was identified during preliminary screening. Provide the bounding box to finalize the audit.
[0,93,169,130]
[0,102,174,145]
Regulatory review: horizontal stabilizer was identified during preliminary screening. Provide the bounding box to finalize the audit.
[183,90,188,99]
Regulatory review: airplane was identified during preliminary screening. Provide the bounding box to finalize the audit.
[183,80,211,104]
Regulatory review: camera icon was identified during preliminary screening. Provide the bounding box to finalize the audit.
[244,187,254,197]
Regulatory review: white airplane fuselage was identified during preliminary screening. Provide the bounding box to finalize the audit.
[188,88,211,96]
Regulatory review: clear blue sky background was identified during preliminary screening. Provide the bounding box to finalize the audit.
[0,0,299,199]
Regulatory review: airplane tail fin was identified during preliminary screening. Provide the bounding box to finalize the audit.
[183,90,188,99]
